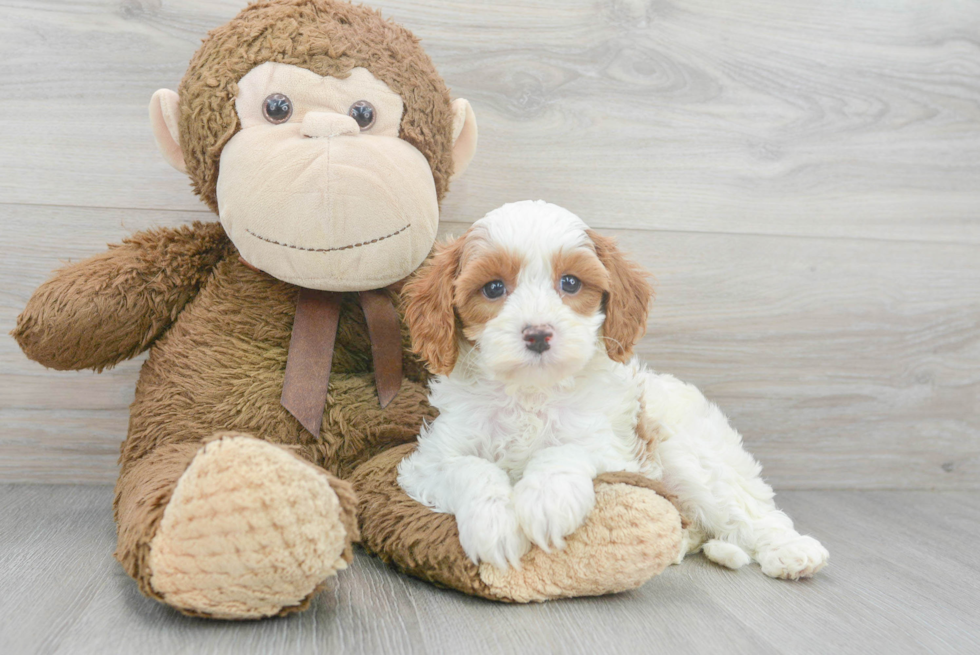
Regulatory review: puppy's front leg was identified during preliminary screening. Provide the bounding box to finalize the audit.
[398,453,529,570]
[513,445,598,552]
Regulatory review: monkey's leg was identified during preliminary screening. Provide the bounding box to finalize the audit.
[351,444,683,602]
[114,433,357,619]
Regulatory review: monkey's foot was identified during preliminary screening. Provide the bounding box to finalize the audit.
[354,445,682,603]
[147,435,351,619]
[478,476,683,602]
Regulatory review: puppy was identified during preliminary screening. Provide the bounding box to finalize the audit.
[398,201,829,579]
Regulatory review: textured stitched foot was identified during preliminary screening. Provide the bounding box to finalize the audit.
[479,482,682,602]
[148,436,348,619]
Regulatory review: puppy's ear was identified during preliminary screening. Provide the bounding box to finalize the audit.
[587,230,654,363]
[402,236,466,375]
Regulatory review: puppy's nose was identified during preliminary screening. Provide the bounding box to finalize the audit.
[301,111,360,138]
[522,325,553,354]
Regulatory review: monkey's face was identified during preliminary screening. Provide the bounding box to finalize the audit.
[204,63,435,290]
[149,1,477,292]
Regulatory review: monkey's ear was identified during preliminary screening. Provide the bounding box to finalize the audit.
[449,98,477,181]
[149,89,187,173]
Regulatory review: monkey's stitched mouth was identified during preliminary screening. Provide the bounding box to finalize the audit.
[245,223,411,253]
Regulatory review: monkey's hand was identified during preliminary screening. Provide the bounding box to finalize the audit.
[12,221,228,371]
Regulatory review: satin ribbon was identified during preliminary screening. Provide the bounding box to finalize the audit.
[280,287,403,437]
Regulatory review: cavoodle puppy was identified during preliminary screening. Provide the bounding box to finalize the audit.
[398,200,828,579]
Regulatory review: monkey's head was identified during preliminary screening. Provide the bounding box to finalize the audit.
[149,0,477,291]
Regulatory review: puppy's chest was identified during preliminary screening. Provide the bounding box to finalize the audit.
[484,401,568,453]
[474,382,640,477]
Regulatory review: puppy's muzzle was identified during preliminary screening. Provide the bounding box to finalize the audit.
[522,325,553,354]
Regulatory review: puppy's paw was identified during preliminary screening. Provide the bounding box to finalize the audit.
[456,499,530,571]
[513,472,596,552]
[758,535,829,580]
[702,539,750,570]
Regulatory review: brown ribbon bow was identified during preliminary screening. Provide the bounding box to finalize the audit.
[280,287,403,436]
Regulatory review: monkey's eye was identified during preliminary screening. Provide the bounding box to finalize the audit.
[482,280,506,300]
[560,275,582,294]
[262,93,293,124]
[348,100,376,130]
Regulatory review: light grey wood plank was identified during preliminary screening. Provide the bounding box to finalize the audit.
[3,209,978,488]
[0,0,978,242]
[2,486,978,655]
[0,408,129,483]
[0,485,120,655]
[703,491,980,655]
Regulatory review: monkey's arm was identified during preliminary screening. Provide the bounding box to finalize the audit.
[13,221,229,371]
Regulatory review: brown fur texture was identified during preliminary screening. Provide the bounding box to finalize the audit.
[552,247,610,317]
[454,246,522,340]
[11,222,227,371]
[587,230,654,362]
[179,0,456,214]
[400,234,467,375]
[113,230,434,477]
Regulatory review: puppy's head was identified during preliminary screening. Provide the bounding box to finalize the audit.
[403,201,652,385]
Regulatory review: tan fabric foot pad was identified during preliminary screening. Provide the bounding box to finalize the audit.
[148,435,348,619]
[480,480,682,602]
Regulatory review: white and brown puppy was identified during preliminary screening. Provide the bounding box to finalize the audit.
[398,201,829,579]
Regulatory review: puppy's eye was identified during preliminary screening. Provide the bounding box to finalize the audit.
[348,100,376,130]
[482,280,506,299]
[560,274,582,294]
[262,93,293,124]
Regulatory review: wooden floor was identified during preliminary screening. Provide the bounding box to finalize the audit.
[1,485,977,655]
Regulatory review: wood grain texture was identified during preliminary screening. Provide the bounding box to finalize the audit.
[0,0,978,487]
[2,485,978,655]
[0,0,978,241]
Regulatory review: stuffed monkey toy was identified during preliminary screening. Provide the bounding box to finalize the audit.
[13,0,682,619]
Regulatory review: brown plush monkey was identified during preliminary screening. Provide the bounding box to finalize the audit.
[13,0,681,619]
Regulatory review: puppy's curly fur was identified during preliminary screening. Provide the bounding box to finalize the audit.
[399,201,829,579]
